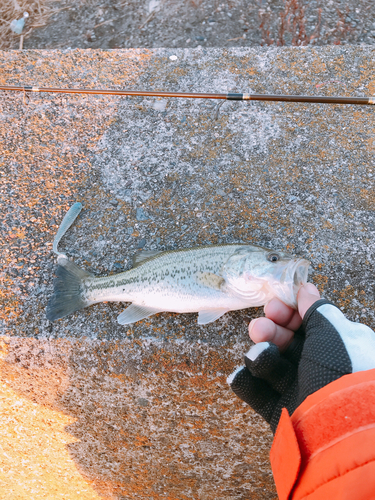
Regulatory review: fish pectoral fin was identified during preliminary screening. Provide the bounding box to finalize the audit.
[117,304,164,325]
[196,272,225,291]
[198,309,230,325]
[132,250,164,268]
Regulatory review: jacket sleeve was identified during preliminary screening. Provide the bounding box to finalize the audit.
[270,368,375,500]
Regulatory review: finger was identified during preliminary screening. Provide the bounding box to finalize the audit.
[282,331,305,364]
[227,365,279,424]
[249,317,294,351]
[264,298,302,331]
[244,342,297,393]
[297,283,321,319]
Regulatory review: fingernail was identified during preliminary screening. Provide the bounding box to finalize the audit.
[249,318,261,334]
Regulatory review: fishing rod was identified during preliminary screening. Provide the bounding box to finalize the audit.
[0,84,374,105]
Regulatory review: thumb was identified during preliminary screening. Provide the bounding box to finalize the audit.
[297,283,321,319]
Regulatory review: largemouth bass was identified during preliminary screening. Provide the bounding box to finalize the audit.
[47,242,310,326]
[46,203,310,325]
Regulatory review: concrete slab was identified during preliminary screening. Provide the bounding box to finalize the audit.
[0,46,374,499]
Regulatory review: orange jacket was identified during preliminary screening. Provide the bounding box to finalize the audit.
[270,368,375,500]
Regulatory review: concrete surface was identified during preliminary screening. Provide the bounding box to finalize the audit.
[0,46,374,499]
[7,0,375,51]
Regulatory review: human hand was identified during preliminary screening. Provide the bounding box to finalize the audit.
[228,283,375,432]
[248,283,320,351]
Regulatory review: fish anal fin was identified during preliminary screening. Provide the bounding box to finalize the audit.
[117,304,164,325]
[196,272,225,291]
[132,250,164,268]
[198,309,230,325]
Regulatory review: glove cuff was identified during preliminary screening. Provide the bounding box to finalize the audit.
[270,368,375,500]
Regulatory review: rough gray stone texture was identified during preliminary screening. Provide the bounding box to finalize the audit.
[1,46,374,499]
[10,0,375,51]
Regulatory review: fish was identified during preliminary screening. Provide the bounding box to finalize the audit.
[46,203,310,325]
[46,243,310,325]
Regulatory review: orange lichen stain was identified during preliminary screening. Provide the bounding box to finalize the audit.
[308,54,327,74]
[358,188,375,209]
[7,228,26,239]
[134,434,152,447]
[365,137,375,153]
[0,341,100,500]
[0,277,23,325]
[312,274,328,294]
[245,66,258,76]
[332,285,357,311]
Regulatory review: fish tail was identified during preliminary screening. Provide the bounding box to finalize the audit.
[46,258,93,321]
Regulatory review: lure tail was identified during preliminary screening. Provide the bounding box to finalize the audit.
[46,257,92,321]
[53,202,82,259]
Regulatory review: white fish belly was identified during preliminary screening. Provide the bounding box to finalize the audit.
[86,273,250,313]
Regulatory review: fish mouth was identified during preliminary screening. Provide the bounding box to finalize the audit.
[292,258,310,288]
[277,258,310,308]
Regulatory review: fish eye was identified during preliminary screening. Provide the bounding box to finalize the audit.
[267,252,280,263]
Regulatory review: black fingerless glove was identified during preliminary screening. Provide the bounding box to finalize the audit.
[228,299,375,432]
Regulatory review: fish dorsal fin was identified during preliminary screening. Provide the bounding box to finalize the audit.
[198,309,229,324]
[117,304,164,325]
[132,250,164,268]
[196,272,225,291]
